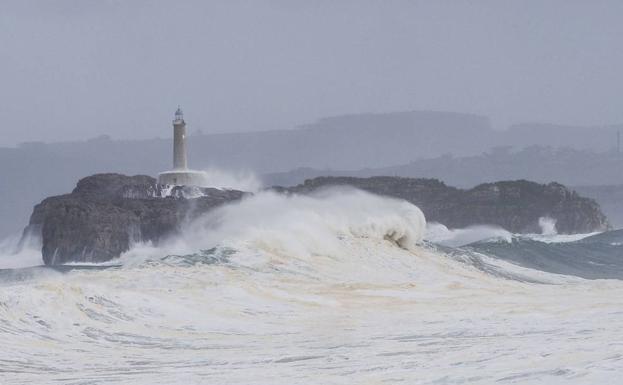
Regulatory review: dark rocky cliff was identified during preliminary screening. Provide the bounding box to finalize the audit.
[24,174,609,265]
[281,176,609,234]
[24,174,245,265]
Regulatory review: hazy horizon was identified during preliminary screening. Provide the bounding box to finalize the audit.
[4,107,623,149]
[2,0,623,147]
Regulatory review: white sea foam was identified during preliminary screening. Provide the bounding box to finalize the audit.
[523,231,601,244]
[426,219,600,246]
[425,222,513,247]
[1,189,622,384]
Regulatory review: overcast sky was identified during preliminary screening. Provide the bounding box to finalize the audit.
[1,0,622,147]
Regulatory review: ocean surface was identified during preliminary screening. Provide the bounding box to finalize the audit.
[1,189,622,384]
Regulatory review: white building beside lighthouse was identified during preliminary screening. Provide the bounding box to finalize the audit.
[158,107,206,186]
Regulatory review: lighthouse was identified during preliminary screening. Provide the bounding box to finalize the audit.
[158,107,206,186]
[173,106,187,170]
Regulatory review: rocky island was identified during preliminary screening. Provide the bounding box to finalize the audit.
[22,174,246,265]
[282,176,609,234]
[22,174,609,265]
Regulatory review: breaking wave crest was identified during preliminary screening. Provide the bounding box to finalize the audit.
[121,188,427,270]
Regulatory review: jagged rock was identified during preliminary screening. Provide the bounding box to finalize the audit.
[281,176,609,234]
[24,174,245,265]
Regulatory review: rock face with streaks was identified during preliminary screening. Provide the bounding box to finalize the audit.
[23,174,245,265]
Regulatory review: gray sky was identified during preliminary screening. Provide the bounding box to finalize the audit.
[1,0,622,147]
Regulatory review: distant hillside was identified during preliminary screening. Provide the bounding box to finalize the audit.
[505,123,623,152]
[263,146,623,188]
[186,110,494,172]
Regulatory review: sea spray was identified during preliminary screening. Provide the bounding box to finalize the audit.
[120,187,427,270]
[539,216,558,235]
[0,232,43,269]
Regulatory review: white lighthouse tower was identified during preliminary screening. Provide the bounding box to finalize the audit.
[158,107,205,186]
[172,106,187,170]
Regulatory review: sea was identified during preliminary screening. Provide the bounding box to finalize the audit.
[0,188,622,384]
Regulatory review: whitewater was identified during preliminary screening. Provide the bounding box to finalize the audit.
[1,189,623,384]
